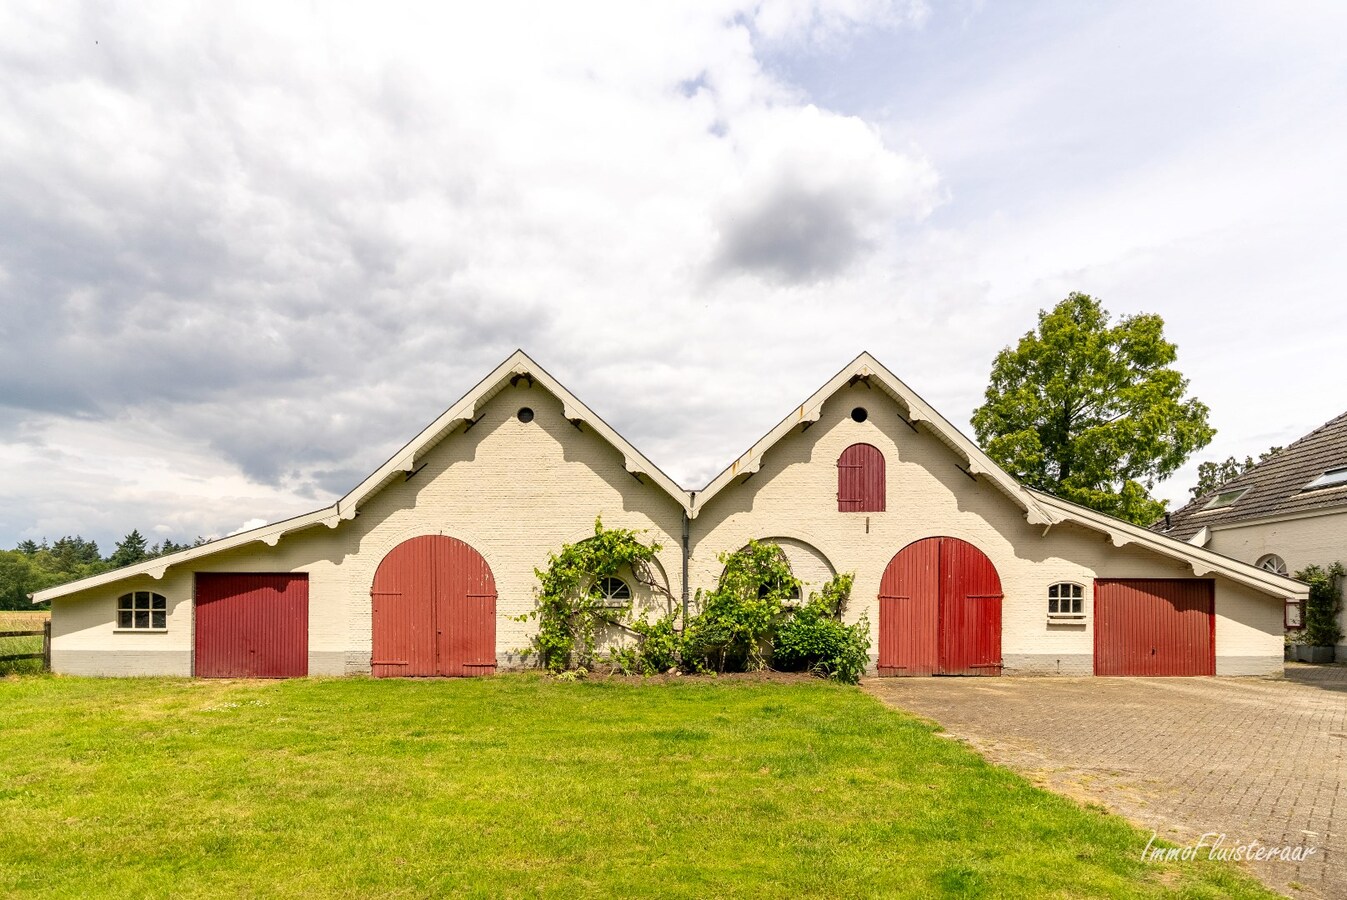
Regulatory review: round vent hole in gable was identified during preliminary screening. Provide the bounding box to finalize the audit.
[517,407,535,423]
[851,407,868,423]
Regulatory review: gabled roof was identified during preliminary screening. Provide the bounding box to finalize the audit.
[31,350,689,603]
[1156,410,1347,541]
[688,352,1305,600]
[333,350,688,517]
[691,352,1056,525]
[32,350,1306,604]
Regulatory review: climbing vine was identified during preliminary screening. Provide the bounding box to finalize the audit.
[520,518,668,672]
[682,540,799,672]
[527,532,870,684]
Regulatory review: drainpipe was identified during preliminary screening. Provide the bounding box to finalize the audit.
[681,494,694,627]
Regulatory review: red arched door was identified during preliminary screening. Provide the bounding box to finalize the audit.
[371,535,497,677]
[878,537,1002,676]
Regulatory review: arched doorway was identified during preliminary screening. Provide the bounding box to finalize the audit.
[878,536,1002,676]
[371,535,497,677]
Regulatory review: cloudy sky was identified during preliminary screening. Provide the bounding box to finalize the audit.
[2,1,1345,551]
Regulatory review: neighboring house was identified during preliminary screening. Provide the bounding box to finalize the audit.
[1155,412,1347,662]
[33,351,1304,678]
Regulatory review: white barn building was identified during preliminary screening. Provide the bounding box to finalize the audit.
[34,351,1304,678]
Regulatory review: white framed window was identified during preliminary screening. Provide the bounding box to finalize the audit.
[1285,597,1305,631]
[1201,487,1247,510]
[1047,582,1085,618]
[1256,554,1289,576]
[117,591,167,630]
[596,577,632,608]
[1304,466,1347,491]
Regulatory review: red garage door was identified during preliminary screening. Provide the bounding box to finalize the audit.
[195,573,309,678]
[878,537,1003,676]
[371,535,497,677]
[1094,579,1214,676]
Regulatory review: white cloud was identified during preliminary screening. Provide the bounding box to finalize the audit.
[0,0,938,548]
[4,1,1345,548]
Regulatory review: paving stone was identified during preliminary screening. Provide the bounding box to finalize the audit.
[864,664,1346,898]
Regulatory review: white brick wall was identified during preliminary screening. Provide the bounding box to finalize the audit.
[50,379,1285,677]
[51,382,684,676]
[1208,514,1347,662]
[688,384,1284,676]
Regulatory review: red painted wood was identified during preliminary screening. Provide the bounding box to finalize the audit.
[877,537,939,675]
[878,537,1002,676]
[837,443,885,512]
[370,535,438,676]
[372,535,497,678]
[937,538,1003,676]
[194,573,308,678]
[1094,579,1214,676]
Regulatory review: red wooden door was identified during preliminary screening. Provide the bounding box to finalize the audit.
[371,535,497,677]
[195,573,308,678]
[431,536,499,677]
[1094,579,1214,676]
[938,538,1004,676]
[878,537,1002,676]
[878,537,939,675]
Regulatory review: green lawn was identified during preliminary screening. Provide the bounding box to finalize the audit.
[0,675,1275,899]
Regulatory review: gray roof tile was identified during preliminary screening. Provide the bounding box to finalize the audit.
[1154,411,1347,540]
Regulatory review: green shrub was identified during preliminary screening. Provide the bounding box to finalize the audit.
[610,612,683,675]
[681,541,798,672]
[1295,562,1344,648]
[774,574,871,684]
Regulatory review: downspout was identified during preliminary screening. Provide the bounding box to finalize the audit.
[681,492,694,627]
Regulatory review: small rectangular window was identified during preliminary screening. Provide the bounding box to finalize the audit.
[117,592,168,630]
[1304,467,1347,491]
[1202,488,1247,510]
[1048,582,1084,617]
[1285,598,1305,630]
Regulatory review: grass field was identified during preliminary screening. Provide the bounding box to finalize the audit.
[0,675,1276,899]
[0,612,46,676]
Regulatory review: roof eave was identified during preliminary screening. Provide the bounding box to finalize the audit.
[1029,490,1308,599]
[34,350,694,603]
[30,506,341,603]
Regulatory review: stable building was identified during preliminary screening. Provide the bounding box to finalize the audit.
[33,351,1305,678]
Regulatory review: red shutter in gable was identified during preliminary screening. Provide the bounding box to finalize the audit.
[837,443,885,512]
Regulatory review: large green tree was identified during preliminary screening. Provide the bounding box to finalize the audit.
[972,293,1214,525]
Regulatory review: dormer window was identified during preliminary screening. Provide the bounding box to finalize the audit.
[1202,487,1247,510]
[1304,466,1347,491]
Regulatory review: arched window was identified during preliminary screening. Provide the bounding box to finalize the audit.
[837,443,885,512]
[596,577,632,608]
[117,591,167,630]
[1256,554,1288,576]
[1047,582,1084,617]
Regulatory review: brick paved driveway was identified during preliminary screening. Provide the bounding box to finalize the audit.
[864,665,1346,898]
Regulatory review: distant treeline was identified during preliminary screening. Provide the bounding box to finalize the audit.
[0,530,208,610]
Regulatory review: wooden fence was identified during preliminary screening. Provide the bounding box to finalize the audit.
[0,621,50,670]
